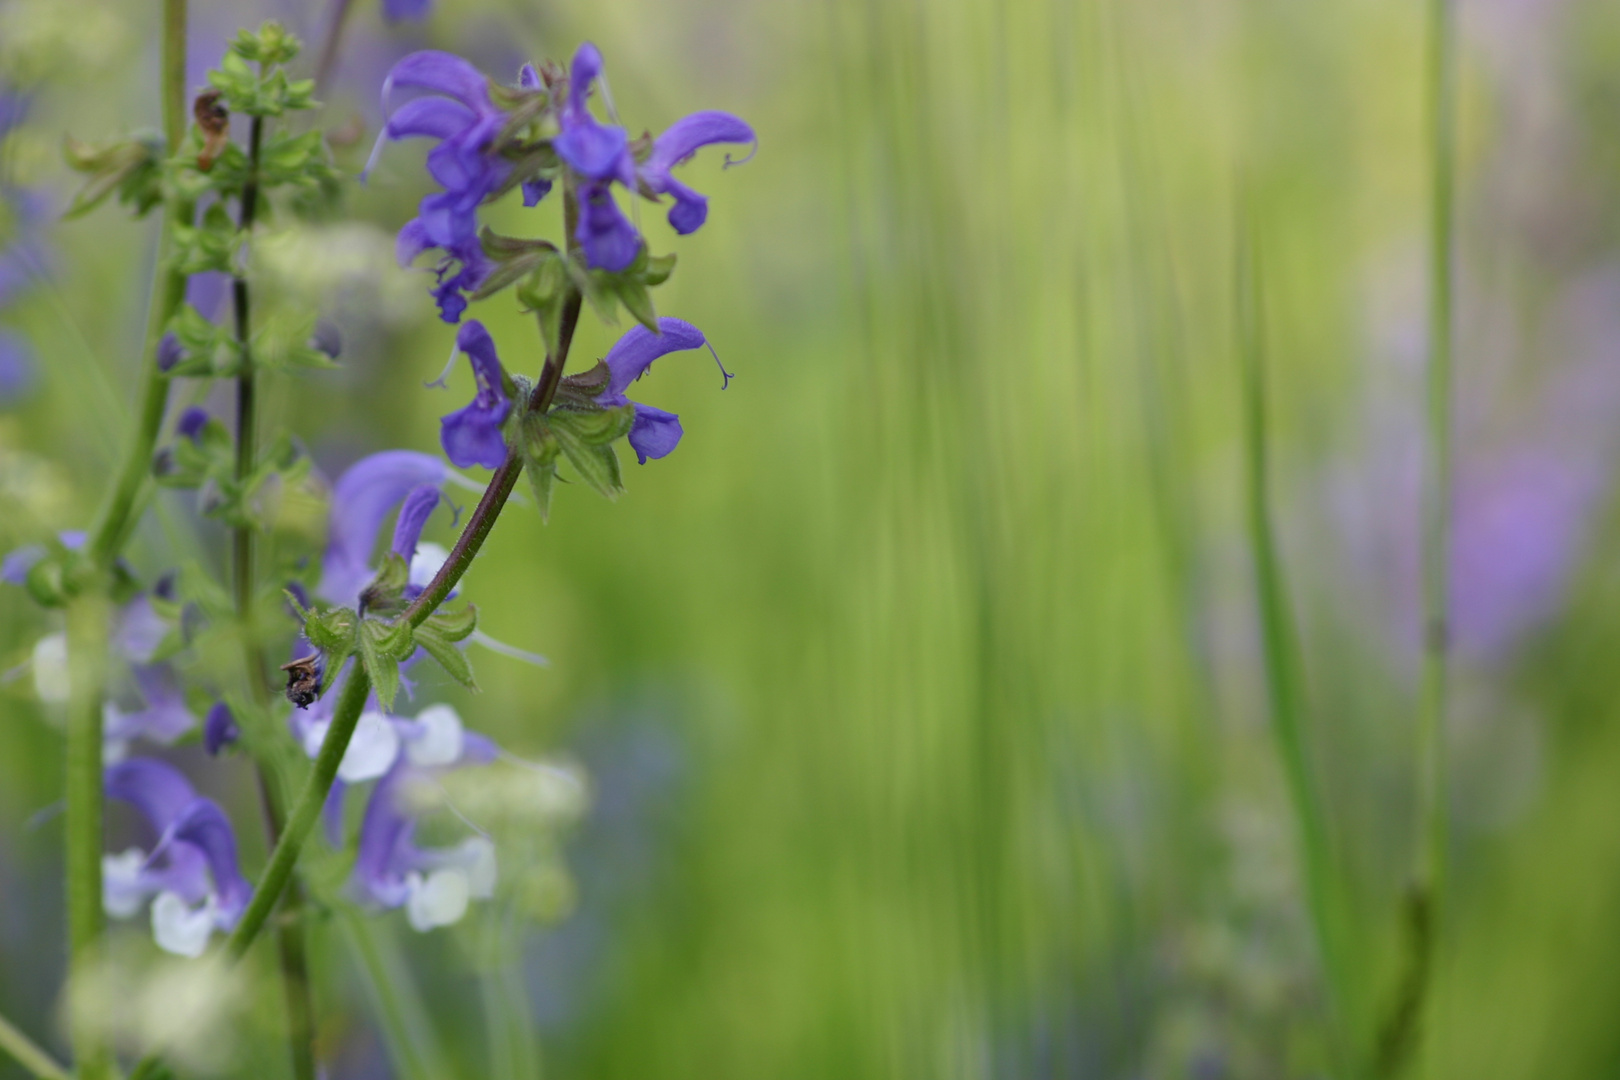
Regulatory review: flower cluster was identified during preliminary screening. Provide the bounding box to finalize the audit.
[375,42,754,321]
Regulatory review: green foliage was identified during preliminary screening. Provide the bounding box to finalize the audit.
[415,605,481,691]
[570,247,676,332]
[171,202,240,276]
[62,133,165,218]
[357,618,414,711]
[208,25,315,117]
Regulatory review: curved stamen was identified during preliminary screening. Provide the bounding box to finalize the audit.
[707,340,734,390]
[723,139,759,169]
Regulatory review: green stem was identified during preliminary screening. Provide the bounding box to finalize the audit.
[0,1012,70,1080]
[64,595,114,1080]
[1237,210,1348,1072]
[1418,0,1455,934]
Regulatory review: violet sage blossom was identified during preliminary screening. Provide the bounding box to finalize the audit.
[379,51,510,323]
[439,319,512,469]
[354,703,502,930]
[598,317,725,464]
[103,757,252,957]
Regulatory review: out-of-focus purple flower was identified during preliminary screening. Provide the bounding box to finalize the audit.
[354,703,500,930]
[599,318,726,463]
[176,406,211,442]
[0,327,35,405]
[103,757,252,957]
[379,51,511,323]
[104,664,197,758]
[0,91,26,138]
[203,702,239,755]
[638,111,755,236]
[113,593,171,665]
[0,187,50,308]
[382,0,433,21]
[1,529,86,585]
[156,332,184,372]
[185,271,230,322]
[317,450,447,606]
[439,320,511,469]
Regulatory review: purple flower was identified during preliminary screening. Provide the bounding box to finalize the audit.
[599,318,725,463]
[104,665,197,757]
[380,52,512,322]
[638,111,755,236]
[103,757,252,957]
[440,320,512,469]
[176,406,211,442]
[354,704,501,930]
[552,44,630,184]
[0,327,34,405]
[318,450,446,606]
[576,180,641,273]
[203,702,239,755]
[382,0,433,21]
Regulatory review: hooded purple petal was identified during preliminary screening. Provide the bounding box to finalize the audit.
[106,757,199,832]
[387,96,477,140]
[554,120,629,182]
[391,484,442,561]
[319,451,447,605]
[440,321,512,469]
[600,318,708,400]
[167,799,253,924]
[384,51,493,113]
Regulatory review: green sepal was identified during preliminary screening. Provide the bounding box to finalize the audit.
[548,406,632,498]
[257,130,335,190]
[171,202,241,276]
[298,602,357,656]
[359,552,410,617]
[518,253,573,357]
[413,625,477,691]
[358,618,414,711]
[153,415,233,488]
[517,413,562,523]
[423,604,478,642]
[63,133,165,219]
[229,22,302,66]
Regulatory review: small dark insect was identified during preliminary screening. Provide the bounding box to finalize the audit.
[194,89,230,172]
[280,654,321,709]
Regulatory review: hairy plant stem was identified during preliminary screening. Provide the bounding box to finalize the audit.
[228,111,320,1080]
[65,6,189,1079]
[0,1011,70,1080]
[1237,211,1349,1076]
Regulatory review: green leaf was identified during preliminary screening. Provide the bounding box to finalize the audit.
[614,274,659,332]
[414,625,478,691]
[550,412,627,498]
[303,605,358,655]
[423,604,478,642]
[473,252,546,301]
[518,414,562,522]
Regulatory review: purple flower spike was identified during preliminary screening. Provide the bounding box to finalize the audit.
[103,757,252,956]
[640,111,755,235]
[599,318,718,463]
[440,320,512,469]
[576,181,641,272]
[204,702,239,756]
[319,451,446,605]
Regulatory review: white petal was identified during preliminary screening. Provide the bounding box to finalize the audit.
[455,836,498,899]
[301,719,331,760]
[337,712,401,783]
[32,633,69,703]
[103,848,150,918]
[405,703,463,767]
[409,541,450,588]
[404,868,470,931]
[152,891,218,958]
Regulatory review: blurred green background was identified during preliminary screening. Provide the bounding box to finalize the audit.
[6,0,1620,1076]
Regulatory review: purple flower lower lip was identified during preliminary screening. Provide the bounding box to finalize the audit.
[596,318,726,463]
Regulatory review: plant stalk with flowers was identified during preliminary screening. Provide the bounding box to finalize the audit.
[0,9,751,1080]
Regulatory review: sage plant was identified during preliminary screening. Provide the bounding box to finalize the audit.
[1,13,750,1079]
